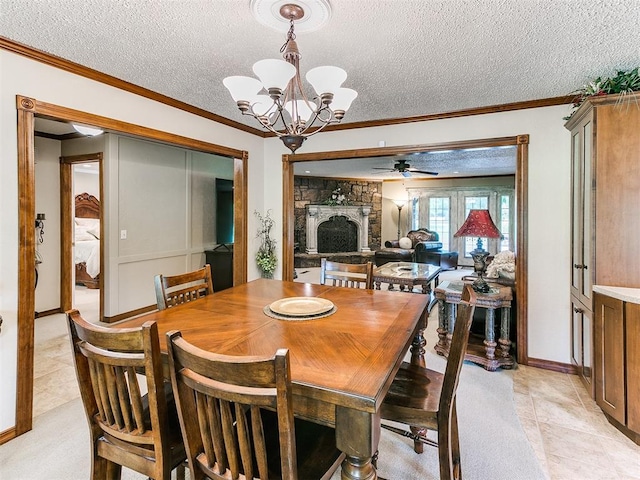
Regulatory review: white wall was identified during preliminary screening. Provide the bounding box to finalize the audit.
[0,50,264,432]
[264,105,572,368]
[34,137,61,312]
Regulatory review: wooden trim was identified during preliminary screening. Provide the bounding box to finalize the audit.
[282,156,295,281]
[282,135,529,368]
[516,135,529,365]
[0,427,17,445]
[527,358,579,375]
[16,103,35,436]
[59,161,73,313]
[60,152,104,318]
[15,95,249,439]
[102,304,157,324]
[233,151,249,286]
[268,97,574,136]
[34,307,62,318]
[18,95,246,159]
[2,37,265,137]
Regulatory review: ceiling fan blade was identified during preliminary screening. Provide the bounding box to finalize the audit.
[401,171,412,178]
[409,169,439,176]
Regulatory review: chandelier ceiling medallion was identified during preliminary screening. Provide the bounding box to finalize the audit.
[223,0,357,153]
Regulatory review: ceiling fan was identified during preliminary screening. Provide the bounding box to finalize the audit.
[372,159,438,178]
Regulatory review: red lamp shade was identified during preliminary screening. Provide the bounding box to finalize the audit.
[454,209,501,239]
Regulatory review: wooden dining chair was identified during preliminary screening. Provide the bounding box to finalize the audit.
[379,284,477,480]
[166,330,344,480]
[154,264,214,310]
[67,310,186,480]
[320,258,373,289]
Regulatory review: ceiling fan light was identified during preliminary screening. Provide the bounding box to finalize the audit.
[253,59,296,91]
[331,88,358,112]
[72,124,103,136]
[223,76,263,102]
[306,65,347,96]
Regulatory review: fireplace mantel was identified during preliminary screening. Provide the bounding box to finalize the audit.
[306,204,371,254]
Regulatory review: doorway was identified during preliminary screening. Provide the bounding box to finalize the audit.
[281,135,529,365]
[14,94,248,438]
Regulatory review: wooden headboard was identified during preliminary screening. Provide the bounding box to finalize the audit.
[75,193,100,219]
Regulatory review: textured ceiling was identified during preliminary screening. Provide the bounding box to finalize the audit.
[2,0,639,130]
[10,1,638,179]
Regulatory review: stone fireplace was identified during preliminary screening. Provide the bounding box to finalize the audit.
[305,204,371,254]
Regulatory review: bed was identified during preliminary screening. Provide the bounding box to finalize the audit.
[74,192,101,289]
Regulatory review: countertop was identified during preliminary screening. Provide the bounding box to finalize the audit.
[593,285,640,304]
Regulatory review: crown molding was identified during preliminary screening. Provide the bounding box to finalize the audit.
[2,36,573,137]
[0,36,266,137]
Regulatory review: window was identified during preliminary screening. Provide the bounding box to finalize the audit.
[428,197,450,251]
[499,194,510,251]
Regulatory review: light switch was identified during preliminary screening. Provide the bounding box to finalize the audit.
[120,230,127,239]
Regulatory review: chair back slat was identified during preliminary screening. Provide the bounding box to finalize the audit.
[155,264,214,310]
[440,285,477,414]
[168,331,299,480]
[320,258,374,290]
[67,310,185,478]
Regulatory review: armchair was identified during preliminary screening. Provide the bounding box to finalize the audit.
[374,228,443,266]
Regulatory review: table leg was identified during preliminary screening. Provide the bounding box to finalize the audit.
[436,299,448,353]
[499,306,512,358]
[336,407,378,480]
[484,308,497,360]
[447,303,457,348]
[374,280,382,290]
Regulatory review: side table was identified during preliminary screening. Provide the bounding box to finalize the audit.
[434,280,514,371]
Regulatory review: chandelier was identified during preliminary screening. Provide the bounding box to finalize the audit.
[223,3,357,153]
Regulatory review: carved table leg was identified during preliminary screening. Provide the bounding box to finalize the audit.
[336,408,378,480]
[484,308,497,360]
[409,307,428,453]
[435,299,448,354]
[447,303,457,348]
[374,280,381,290]
[499,306,512,358]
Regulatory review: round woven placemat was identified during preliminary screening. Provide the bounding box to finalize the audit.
[263,305,337,321]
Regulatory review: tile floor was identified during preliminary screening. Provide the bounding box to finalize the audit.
[33,275,640,479]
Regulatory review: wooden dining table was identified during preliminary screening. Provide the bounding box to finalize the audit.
[118,278,430,480]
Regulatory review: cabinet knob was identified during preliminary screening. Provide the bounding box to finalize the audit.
[573,307,583,313]
[573,264,588,270]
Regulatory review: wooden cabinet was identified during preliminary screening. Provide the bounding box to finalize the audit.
[593,292,640,444]
[565,92,640,395]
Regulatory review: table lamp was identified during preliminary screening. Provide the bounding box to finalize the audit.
[454,209,502,293]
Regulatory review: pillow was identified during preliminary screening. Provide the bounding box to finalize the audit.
[87,225,100,239]
[398,237,412,249]
[75,225,96,241]
[75,217,99,229]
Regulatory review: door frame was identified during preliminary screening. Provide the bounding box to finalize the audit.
[15,94,248,437]
[281,135,529,365]
[60,153,104,319]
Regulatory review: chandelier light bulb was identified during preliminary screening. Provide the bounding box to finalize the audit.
[252,59,296,92]
[331,88,358,113]
[285,99,315,124]
[222,76,263,102]
[305,65,347,96]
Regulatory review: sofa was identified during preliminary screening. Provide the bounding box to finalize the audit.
[374,228,443,266]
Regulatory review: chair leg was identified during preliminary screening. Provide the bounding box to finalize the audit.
[410,425,427,454]
[105,460,122,480]
[438,415,454,480]
[451,401,462,480]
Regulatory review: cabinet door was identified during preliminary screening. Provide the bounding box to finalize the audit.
[570,113,594,306]
[570,296,583,368]
[594,293,625,424]
[626,302,640,432]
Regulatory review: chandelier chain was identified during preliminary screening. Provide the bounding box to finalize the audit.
[280,18,296,54]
